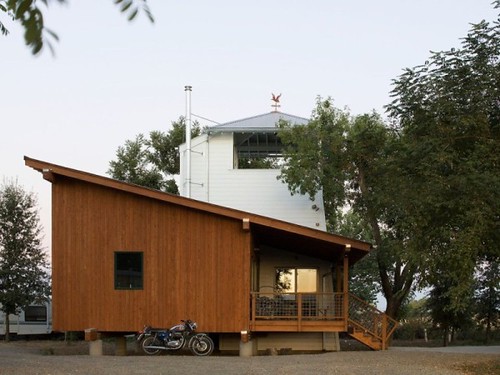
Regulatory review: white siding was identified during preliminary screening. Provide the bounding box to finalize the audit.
[179,134,209,200]
[181,133,327,230]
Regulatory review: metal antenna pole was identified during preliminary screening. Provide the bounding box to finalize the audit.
[185,85,192,198]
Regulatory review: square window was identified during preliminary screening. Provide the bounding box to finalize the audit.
[114,252,143,290]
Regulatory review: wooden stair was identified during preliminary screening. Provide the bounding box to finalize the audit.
[347,294,398,350]
[348,323,384,350]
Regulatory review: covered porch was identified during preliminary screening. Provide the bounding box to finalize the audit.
[248,222,398,350]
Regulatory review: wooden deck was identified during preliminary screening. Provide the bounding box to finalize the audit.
[250,319,346,332]
[250,292,398,350]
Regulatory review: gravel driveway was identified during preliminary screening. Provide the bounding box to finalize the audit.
[0,341,498,375]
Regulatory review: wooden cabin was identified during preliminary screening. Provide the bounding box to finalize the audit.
[25,157,397,352]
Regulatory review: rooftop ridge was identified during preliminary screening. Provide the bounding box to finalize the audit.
[209,111,309,130]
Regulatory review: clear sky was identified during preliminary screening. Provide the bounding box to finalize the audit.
[1,0,498,255]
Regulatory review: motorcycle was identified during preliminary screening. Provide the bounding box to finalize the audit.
[136,319,214,356]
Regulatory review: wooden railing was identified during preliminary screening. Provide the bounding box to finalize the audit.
[348,293,398,350]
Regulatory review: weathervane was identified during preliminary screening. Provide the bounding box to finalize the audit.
[271,93,281,112]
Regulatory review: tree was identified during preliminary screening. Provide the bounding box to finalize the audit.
[336,210,379,305]
[278,98,417,319]
[0,181,50,341]
[395,298,432,341]
[386,2,500,319]
[278,98,349,231]
[345,112,417,319]
[427,275,474,346]
[0,0,154,55]
[108,134,168,191]
[474,259,500,343]
[108,116,201,194]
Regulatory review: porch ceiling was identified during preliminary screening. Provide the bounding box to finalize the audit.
[251,223,370,265]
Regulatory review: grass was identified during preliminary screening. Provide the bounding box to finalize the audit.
[459,359,500,375]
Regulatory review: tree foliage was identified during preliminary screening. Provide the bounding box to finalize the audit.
[386,2,500,318]
[0,0,154,55]
[108,134,168,191]
[427,275,474,346]
[278,99,349,230]
[278,4,500,322]
[108,117,200,194]
[337,210,379,305]
[395,298,432,341]
[0,181,50,341]
[279,99,416,318]
[473,259,500,343]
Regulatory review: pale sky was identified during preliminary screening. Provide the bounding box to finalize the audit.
[1,0,498,256]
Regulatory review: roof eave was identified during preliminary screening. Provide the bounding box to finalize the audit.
[207,127,283,134]
[24,156,372,257]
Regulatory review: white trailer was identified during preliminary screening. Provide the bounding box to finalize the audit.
[0,304,52,336]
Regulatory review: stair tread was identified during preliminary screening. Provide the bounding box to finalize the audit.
[347,331,383,350]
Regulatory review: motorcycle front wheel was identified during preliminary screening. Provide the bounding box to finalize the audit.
[189,334,214,356]
[142,336,162,355]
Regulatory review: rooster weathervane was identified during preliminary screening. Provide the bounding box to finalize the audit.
[271,93,281,112]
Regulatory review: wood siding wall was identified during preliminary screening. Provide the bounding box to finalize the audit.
[51,177,250,333]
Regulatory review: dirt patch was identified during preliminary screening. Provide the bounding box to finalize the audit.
[0,336,149,357]
[0,339,498,375]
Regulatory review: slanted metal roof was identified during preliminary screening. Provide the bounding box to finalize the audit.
[207,111,308,134]
[24,156,372,264]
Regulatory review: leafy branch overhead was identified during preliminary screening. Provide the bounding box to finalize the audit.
[115,0,154,22]
[0,0,154,55]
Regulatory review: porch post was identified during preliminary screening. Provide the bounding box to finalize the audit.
[251,293,256,329]
[335,264,342,292]
[85,328,103,356]
[343,244,351,330]
[382,315,387,350]
[115,336,127,356]
[239,330,256,357]
[297,293,303,331]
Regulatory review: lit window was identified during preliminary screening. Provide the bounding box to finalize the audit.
[275,268,317,293]
[114,252,143,290]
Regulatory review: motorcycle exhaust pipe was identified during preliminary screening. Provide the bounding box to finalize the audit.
[143,345,168,350]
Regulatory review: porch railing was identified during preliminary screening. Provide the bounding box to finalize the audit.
[251,292,345,321]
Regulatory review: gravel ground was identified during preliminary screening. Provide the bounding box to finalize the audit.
[0,340,498,375]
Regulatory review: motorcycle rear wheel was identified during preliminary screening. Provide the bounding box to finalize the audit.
[189,334,214,356]
[142,336,162,355]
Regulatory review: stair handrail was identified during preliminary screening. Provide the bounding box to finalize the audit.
[348,293,398,345]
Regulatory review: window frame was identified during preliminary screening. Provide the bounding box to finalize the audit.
[24,305,48,322]
[114,251,144,290]
[275,267,318,293]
